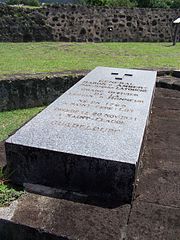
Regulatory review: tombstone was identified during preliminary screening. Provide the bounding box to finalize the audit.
[173,17,180,46]
[5,67,157,204]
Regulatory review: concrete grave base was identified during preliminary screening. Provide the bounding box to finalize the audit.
[0,193,130,240]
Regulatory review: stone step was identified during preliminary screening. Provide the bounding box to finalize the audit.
[0,191,130,240]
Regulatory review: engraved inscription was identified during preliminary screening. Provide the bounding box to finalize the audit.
[6,67,156,164]
[52,121,121,134]
[52,78,148,134]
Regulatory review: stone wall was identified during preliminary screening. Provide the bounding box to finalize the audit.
[0,5,53,42]
[0,72,85,111]
[0,4,180,42]
[1,70,180,112]
[45,5,180,42]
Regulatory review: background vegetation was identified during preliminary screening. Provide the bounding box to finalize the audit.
[6,0,40,6]
[81,0,180,8]
[0,42,179,76]
[5,0,180,8]
[136,0,180,8]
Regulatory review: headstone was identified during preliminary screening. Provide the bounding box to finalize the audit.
[5,67,157,204]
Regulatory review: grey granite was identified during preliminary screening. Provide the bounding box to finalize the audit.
[5,67,156,204]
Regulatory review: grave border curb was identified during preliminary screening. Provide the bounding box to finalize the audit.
[0,69,179,112]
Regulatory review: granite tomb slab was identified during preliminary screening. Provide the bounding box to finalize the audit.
[5,67,157,204]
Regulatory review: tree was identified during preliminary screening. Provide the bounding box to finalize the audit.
[6,0,40,6]
[137,0,176,8]
[80,0,137,7]
[171,0,180,8]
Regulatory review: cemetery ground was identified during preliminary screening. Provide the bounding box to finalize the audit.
[0,42,180,239]
[0,107,44,142]
[0,41,180,149]
[0,42,180,75]
[0,107,44,207]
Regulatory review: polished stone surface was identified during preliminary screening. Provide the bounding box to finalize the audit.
[5,67,156,203]
[6,67,156,165]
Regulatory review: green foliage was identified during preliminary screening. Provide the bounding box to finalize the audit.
[0,168,24,207]
[6,0,20,5]
[80,0,137,7]
[5,0,180,7]
[6,0,40,6]
[0,184,23,207]
[0,107,39,207]
[25,0,40,6]
[137,0,152,7]
[135,0,180,8]
[108,0,137,7]
[152,0,172,8]
[171,0,180,8]
[80,0,180,7]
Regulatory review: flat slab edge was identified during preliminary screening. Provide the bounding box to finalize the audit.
[5,142,136,204]
[5,67,157,165]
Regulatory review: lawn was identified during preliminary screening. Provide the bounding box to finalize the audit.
[0,107,41,206]
[0,107,44,142]
[0,42,179,76]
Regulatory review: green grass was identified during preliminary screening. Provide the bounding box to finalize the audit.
[0,168,24,207]
[0,42,179,76]
[0,107,45,142]
[0,107,45,206]
[0,106,45,206]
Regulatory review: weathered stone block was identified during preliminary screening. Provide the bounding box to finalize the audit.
[5,67,156,203]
